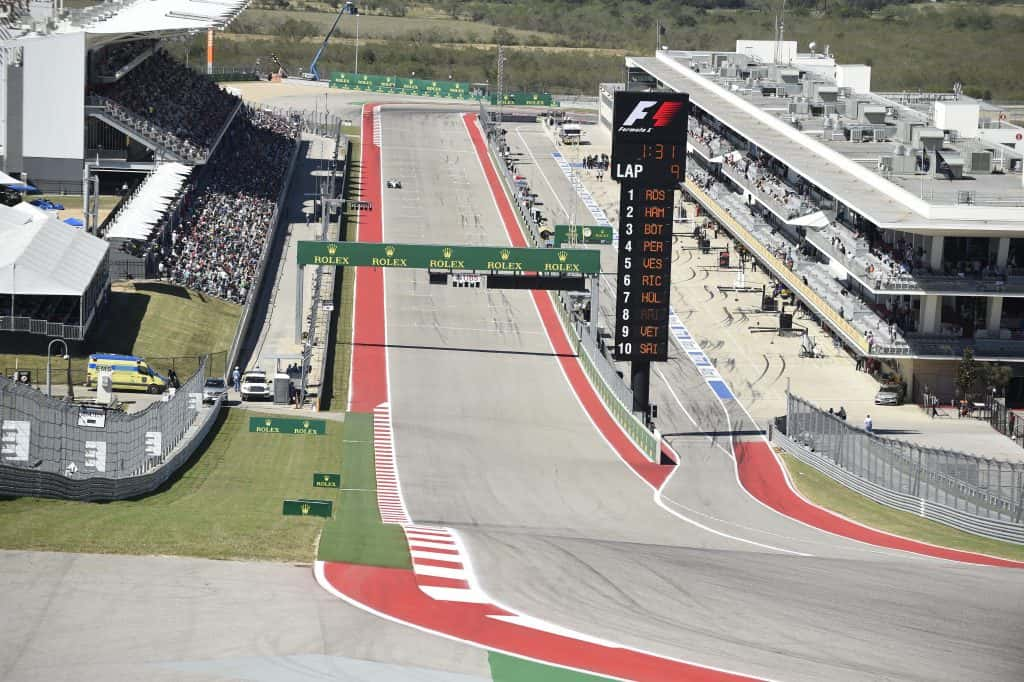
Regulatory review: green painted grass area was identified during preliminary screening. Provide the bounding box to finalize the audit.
[489,652,614,682]
[0,409,345,562]
[0,281,240,380]
[779,452,1024,562]
[317,412,411,568]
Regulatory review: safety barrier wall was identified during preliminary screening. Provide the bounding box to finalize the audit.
[684,180,871,354]
[481,109,659,461]
[772,420,1024,544]
[305,129,349,409]
[0,356,217,500]
[778,393,1024,530]
[226,130,302,375]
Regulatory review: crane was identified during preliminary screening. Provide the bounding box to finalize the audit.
[303,1,358,81]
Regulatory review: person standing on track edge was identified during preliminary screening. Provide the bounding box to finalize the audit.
[232,366,241,393]
[864,413,873,433]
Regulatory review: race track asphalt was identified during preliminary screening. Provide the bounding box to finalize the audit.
[0,550,490,681]
[375,107,1024,682]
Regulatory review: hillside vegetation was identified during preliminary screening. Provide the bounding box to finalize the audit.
[200,1,1024,99]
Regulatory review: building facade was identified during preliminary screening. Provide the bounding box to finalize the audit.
[605,43,1024,404]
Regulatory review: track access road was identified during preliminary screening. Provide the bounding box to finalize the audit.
[371,106,1024,682]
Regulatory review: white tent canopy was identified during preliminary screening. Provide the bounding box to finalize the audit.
[0,203,109,296]
[788,210,831,229]
[82,0,250,35]
[106,162,192,240]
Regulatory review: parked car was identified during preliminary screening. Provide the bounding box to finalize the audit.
[203,377,227,404]
[874,382,906,406]
[240,370,271,401]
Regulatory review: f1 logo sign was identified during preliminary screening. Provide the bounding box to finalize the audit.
[622,101,657,127]
[612,92,689,140]
[621,100,685,128]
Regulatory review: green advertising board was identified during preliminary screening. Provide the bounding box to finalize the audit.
[282,499,333,517]
[489,92,554,107]
[313,473,341,489]
[553,224,615,247]
[249,416,326,436]
[330,71,486,101]
[296,241,600,275]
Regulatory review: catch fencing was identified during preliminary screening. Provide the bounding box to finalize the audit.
[479,104,658,461]
[0,357,217,500]
[778,393,1024,542]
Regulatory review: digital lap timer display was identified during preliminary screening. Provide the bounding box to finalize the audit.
[612,141,687,187]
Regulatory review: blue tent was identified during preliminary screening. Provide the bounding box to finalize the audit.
[6,182,37,192]
[63,217,84,227]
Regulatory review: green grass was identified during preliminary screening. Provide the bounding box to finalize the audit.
[489,652,614,682]
[317,412,411,568]
[779,452,1024,562]
[0,409,346,562]
[0,281,240,380]
[324,130,361,413]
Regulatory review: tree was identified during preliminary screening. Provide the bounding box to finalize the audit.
[979,363,1013,398]
[956,347,980,401]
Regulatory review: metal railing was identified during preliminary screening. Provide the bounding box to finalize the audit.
[685,179,871,355]
[780,393,1024,530]
[480,106,659,461]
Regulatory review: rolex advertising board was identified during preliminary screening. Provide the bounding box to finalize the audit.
[296,241,601,275]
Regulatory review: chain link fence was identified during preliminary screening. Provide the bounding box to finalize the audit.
[782,393,1024,524]
[3,350,228,390]
[0,357,214,499]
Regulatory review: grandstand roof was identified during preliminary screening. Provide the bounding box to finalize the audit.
[106,162,192,240]
[0,203,109,297]
[77,0,250,36]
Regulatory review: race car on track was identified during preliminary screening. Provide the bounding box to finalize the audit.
[386,178,402,189]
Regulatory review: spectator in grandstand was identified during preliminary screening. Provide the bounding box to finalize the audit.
[157,107,297,304]
[94,49,239,155]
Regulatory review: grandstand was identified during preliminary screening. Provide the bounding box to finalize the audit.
[0,0,307,337]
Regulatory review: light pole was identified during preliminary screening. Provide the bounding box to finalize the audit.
[47,338,69,398]
[354,9,360,74]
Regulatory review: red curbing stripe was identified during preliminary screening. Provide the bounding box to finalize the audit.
[349,105,389,413]
[320,562,763,682]
[461,113,669,490]
[734,440,1024,569]
[413,557,466,570]
[408,544,460,555]
[414,575,471,589]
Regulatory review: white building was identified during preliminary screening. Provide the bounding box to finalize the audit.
[603,41,1024,403]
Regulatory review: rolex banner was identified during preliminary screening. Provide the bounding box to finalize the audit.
[282,499,333,517]
[249,417,326,435]
[296,241,601,275]
[553,224,615,247]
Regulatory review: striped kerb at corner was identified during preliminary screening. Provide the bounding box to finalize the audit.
[373,402,410,524]
[402,525,493,604]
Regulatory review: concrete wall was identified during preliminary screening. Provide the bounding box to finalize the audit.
[3,64,22,173]
[21,33,86,182]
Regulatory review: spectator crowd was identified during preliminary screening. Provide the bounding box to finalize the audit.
[94,49,239,155]
[151,108,298,304]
